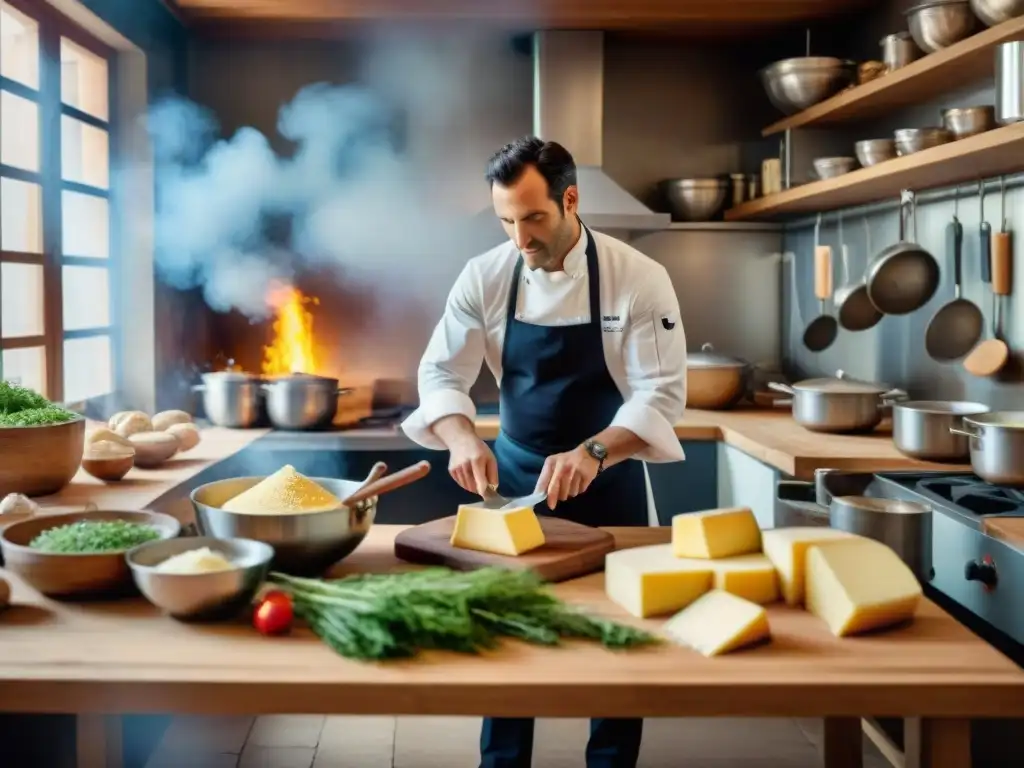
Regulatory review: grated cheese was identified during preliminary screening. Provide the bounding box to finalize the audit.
[221,465,341,515]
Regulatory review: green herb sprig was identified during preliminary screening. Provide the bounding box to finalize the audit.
[0,381,77,426]
[29,520,161,554]
[269,567,658,661]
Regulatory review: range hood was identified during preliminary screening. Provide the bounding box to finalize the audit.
[527,31,670,232]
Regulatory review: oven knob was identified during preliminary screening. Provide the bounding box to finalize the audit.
[964,560,997,587]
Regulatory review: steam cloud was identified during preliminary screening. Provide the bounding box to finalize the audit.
[146,30,519,319]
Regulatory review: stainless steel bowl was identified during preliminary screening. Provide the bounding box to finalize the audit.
[906,1,977,53]
[127,536,273,621]
[191,476,376,576]
[813,157,859,180]
[941,106,996,138]
[970,0,1024,27]
[262,374,351,431]
[880,32,921,71]
[759,57,857,114]
[855,138,898,166]
[659,178,728,222]
[894,127,954,155]
[193,372,264,429]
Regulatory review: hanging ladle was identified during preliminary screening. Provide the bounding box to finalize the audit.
[834,214,883,331]
[803,212,839,352]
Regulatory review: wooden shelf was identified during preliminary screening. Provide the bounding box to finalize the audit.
[725,123,1024,221]
[761,16,1024,137]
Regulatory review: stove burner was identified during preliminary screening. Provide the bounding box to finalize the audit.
[915,475,1024,516]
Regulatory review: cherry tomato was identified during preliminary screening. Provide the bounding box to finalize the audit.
[254,590,293,636]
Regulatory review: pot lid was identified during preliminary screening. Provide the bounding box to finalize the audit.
[688,343,745,369]
[963,410,1024,428]
[792,377,887,394]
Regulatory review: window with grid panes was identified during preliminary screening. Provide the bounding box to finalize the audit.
[1,0,117,404]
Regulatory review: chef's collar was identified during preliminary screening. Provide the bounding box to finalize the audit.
[524,224,588,280]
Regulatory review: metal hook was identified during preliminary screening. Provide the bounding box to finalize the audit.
[952,184,959,219]
[999,175,1006,231]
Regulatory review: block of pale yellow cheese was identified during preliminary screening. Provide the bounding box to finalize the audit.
[805,537,922,637]
[663,590,771,657]
[761,527,858,605]
[709,554,780,605]
[449,504,546,556]
[604,544,714,618]
[222,465,342,514]
[672,507,762,559]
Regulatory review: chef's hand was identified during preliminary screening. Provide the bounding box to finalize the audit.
[536,446,599,510]
[448,435,498,497]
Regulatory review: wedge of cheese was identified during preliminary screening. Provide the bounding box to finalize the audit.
[604,544,714,618]
[664,590,771,657]
[449,505,546,556]
[805,537,922,637]
[709,554,780,605]
[672,507,762,559]
[761,527,858,605]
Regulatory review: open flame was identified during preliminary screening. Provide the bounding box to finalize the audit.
[261,283,319,376]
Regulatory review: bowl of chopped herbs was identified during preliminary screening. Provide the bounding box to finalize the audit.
[0,508,181,598]
[0,381,86,497]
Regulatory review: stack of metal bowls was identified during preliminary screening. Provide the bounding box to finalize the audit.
[969,0,1024,28]
[941,106,996,138]
[905,0,977,53]
[759,57,857,114]
[855,139,898,166]
[894,127,953,155]
[813,157,859,180]
[659,178,729,222]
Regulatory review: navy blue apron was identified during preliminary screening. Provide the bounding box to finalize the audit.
[492,222,647,528]
[480,222,645,768]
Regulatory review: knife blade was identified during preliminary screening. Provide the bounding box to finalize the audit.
[499,491,548,511]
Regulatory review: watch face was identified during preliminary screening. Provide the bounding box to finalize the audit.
[587,441,608,460]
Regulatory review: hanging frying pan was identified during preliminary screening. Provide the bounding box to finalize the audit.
[865,190,940,315]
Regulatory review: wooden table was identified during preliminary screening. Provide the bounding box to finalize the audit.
[1,527,1021,768]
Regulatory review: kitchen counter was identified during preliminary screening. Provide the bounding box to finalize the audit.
[1,526,1020,768]
[476,408,970,479]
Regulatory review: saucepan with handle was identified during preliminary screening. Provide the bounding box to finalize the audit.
[768,371,907,433]
[949,412,1024,487]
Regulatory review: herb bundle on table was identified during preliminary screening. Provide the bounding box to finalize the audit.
[0,381,77,427]
[268,567,658,661]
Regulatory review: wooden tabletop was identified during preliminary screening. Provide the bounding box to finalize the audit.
[476,409,970,479]
[1,527,1021,719]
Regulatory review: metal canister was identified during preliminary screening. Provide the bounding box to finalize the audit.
[880,32,919,71]
[995,41,1024,125]
[728,173,746,207]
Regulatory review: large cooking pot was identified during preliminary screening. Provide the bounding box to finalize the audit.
[262,374,353,430]
[769,376,906,433]
[192,372,264,429]
[686,343,748,410]
[892,400,989,462]
[949,411,1024,487]
[829,495,933,581]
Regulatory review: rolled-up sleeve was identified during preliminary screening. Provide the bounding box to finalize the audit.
[610,266,687,463]
[401,262,486,450]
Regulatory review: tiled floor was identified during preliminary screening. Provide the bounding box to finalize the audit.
[147,715,892,768]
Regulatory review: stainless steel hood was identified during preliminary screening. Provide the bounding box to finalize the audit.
[532,31,669,232]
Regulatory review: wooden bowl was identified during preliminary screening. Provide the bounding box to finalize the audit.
[0,509,181,598]
[81,454,135,482]
[0,416,86,497]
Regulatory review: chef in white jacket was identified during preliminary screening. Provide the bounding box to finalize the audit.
[401,136,687,768]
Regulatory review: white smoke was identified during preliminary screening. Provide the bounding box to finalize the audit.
[146,30,520,318]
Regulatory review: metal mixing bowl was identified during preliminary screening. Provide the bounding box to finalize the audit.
[190,476,377,576]
[759,57,857,114]
[970,0,1024,28]
[906,1,977,53]
[659,178,728,221]
[855,139,898,166]
[894,127,954,155]
[127,536,273,621]
[813,157,859,180]
[941,106,997,138]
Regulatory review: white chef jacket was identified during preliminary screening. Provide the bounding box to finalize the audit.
[401,227,688,464]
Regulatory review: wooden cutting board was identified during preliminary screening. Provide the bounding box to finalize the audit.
[393,515,616,582]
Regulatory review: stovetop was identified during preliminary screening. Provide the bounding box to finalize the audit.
[877,471,1024,517]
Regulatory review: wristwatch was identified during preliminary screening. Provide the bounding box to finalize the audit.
[583,439,608,474]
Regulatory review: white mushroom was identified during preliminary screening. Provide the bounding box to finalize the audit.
[152,410,193,432]
[87,427,134,449]
[166,422,201,452]
[113,412,152,438]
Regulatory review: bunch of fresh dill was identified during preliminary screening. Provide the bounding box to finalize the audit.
[0,381,77,427]
[269,567,658,661]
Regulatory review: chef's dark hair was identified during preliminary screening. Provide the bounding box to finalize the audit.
[485,136,577,213]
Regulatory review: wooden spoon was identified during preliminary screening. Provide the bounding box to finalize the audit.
[964,228,1012,378]
[340,461,431,507]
